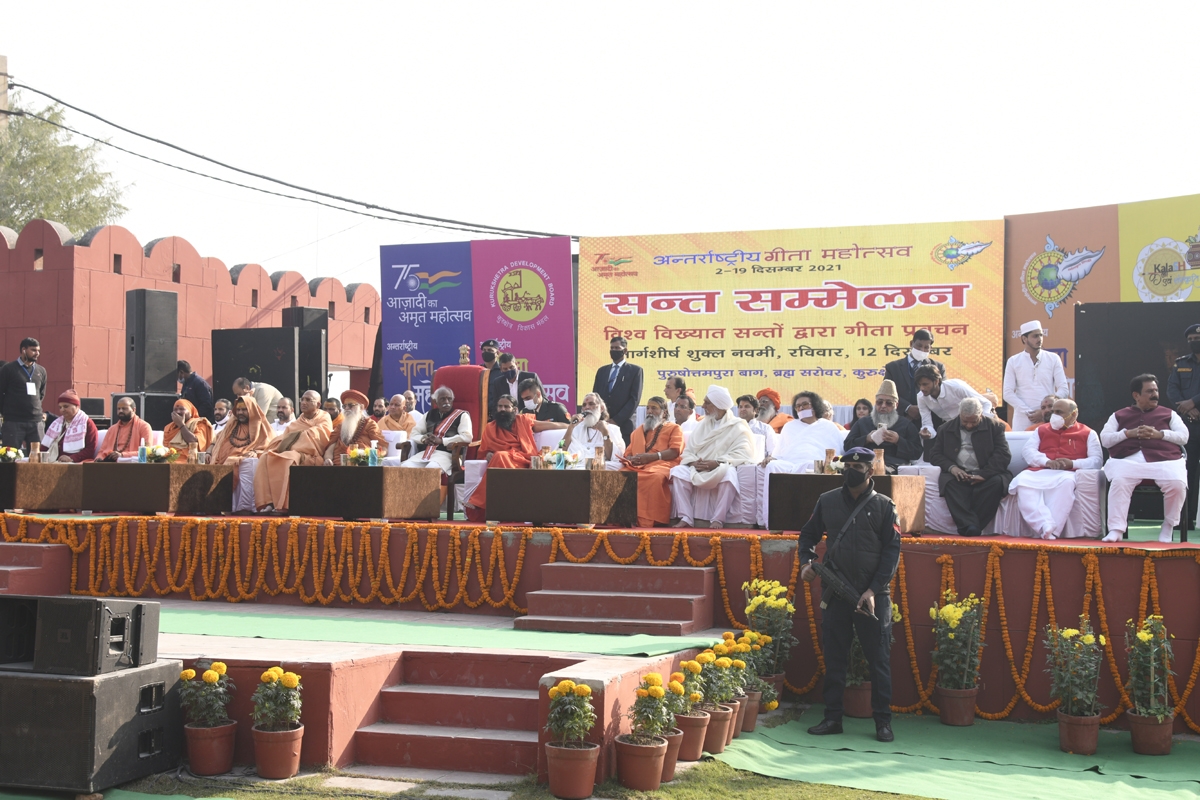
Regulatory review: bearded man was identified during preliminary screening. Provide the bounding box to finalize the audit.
[371,397,387,421]
[325,390,382,465]
[41,390,98,463]
[843,380,922,473]
[212,396,275,465]
[212,399,232,436]
[253,390,333,512]
[757,391,846,528]
[756,388,793,434]
[563,393,626,467]
[668,385,755,528]
[162,399,214,458]
[271,397,295,435]
[323,397,343,427]
[96,397,152,461]
[399,387,473,474]
[621,396,684,527]
[464,395,565,522]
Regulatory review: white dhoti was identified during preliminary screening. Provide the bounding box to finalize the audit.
[398,450,454,474]
[1103,455,1187,534]
[1007,469,1080,539]
[669,463,740,527]
[1011,409,1034,433]
[233,458,260,513]
[756,459,811,528]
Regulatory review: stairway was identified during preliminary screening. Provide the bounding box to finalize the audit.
[354,651,579,775]
[0,543,72,595]
[514,562,715,635]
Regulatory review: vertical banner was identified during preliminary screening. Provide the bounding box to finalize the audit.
[1118,193,1200,304]
[470,236,576,409]
[380,241,474,411]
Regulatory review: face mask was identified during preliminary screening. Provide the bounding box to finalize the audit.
[1050,413,1067,430]
[523,399,536,411]
[844,467,869,488]
[505,369,517,381]
[482,351,496,363]
[797,408,813,420]
[910,348,929,361]
[610,349,624,362]
[1190,341,1200,354]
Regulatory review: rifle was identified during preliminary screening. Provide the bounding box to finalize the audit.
[814,489,878,620]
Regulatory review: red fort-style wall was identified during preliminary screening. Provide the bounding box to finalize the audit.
[0,219,380,406]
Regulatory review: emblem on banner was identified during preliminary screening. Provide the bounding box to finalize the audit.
[1132,236,1194,303]
[930,236,992,270]
[1021,235,1105,317]
[496,268,548,322]
[391,263,462,293]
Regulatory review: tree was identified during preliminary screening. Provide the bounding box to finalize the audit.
[0,94,126,234]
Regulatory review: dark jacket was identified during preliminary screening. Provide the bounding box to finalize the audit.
[1168,353,1200,424]
[883,355,946,416]
[488,370,539,420]
[0,358,47,422]
[592,360,644,427]
[798,484,901,599]
[928,415,1012,494]
[179,372,214,420]
[524,400,569,423]
[843,413,922,469]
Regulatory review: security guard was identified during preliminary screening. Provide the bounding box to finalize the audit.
[480,339,501,372]
[1167,323,1200,531]
[799,447,901,742]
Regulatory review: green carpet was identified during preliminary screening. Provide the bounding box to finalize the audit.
[0,791,232,800]
[717,707,1200,800]
[160,606,719,657]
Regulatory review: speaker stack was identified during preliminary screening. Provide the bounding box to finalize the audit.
[0,596,181,792]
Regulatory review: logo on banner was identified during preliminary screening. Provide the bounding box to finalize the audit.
[1022,235,1104,317]
[392,263,462,293]
[930,236,992,270]
[488,260,557,330]
[1132,237,1194,303]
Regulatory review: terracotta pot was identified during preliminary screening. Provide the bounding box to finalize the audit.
[724,698,741,745]
[702,704,734,755]
[741,691,762,732]
[731,696,749,739]
[1056,710,1100,755]
[660,728,684,783]
[1127,710,1174,755]
[615,735,667,792]
[545,742,599,800]
[185,720,237,776]
[764,673,786,699]
[252,724,304,779]
[936,686,978,727]
[675,711,710,761]
[844,681,873,718]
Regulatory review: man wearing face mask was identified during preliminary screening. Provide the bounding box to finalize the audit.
[592,335,644,446]
[757,392,845,529]
[518,378,569,423]
[799,448,901,743]
[1007,399,1101,540]
[480,339,501,372]
[883,329,946,423]
[928,397,1012,536]
[488,353,539,421]
[1167,324,1200,532]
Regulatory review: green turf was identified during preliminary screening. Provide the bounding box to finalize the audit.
[160,605,719,656]
[0,791,234,800]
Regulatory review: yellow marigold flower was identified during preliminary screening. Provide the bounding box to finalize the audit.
[548,687,560,700]
[1137,630,1153,643]
[210,661,227,675]
[759,635,772,645]
[689,692,704,703]
[648,685,665,699]
[281,672,300,689]
[786,603,796,614]
[574,684,592,698]
[1081,634,1095,645]
[892,605,902,623]
[1060,628,1079,639]
[180,669,196,681]
[671,672,685,683]
[713,644,729,656]
[261,670,277,683]
[269,666,285,677]
[715,657,733,668]
[930,607,938,620]
[668,681,685,695]
[722,631,736,640]
[948,619,959,629]
[685,660,702,674]
[558,680,576,693]
[1099,635,1106,646]
[696,653,715,664]
[752,644,761,651]
[732,660,746,670]
[948,633,955,640]
[636,688,649,698]
[644,673,663,687]
[202,670,219,684]
[764,700,779,711]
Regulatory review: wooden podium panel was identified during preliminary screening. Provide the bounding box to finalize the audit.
[485,469,638,527]
[288,466,441,521]
[767,473,926,534]
[0,463,84,511]
[80,463,234,514]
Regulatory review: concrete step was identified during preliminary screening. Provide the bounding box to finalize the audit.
[380,684,538,730]
[525,589,705,621]
[0,543,69,568]
[0,543,72,595]
[354,722,538,775]
[513,614,698,635]
[400,650,579,691]
[539,562,714,595]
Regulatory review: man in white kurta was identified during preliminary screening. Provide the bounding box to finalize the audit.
[737,394,778,461]
[1008,399,1101,540]
[394,387,473,472]
[1099,375,1189,543]
[563,393,626,469]
[1003,320,1069,431]
[915,366,993,438]
[669,385,755,527]
[757,392,846,528]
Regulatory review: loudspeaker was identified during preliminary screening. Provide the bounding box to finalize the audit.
[111,391,180,431]
[212,327,300,408]
[80,397,104,417]
[125,289,178,393]
[282,306,328,331]
[0,596,160,676]
[0,659,183,792]
[0,597,37,666]
[299,328,328,399]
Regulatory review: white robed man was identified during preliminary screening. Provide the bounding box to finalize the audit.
[757,391,845,528]
[668,384,755,528]
[397,386,473,473]
[736,394,778,460]
[1007,398,1101,540]
[562,393,626,469]
[673,395,698,441]
[1100,374,1189,543]
[253,390,333,513]
[270,397,295,435]
[1003,320,1069,431]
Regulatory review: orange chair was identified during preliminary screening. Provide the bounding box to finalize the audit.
[429,365,487,519]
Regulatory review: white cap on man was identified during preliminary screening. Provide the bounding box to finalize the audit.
[1019,320,1045,336]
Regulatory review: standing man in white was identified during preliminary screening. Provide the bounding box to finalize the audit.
[1003,320,1069,431]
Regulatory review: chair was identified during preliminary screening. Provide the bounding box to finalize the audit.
[430,365,488,519]
[1126,481,1189,542]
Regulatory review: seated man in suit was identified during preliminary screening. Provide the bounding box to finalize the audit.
[843,380,922,473]
[1008,398,1100,540]
[928,397,1012,536]
[488,353,538,420]
[883,329,946,424]
[593,335,644,446]
[519,378,570,423]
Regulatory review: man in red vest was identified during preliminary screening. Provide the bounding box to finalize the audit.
[1100,374,1189,543]
[1007,398,1101,539]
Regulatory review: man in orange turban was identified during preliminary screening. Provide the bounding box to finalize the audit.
[324,389,381,464]
[162,398,213,458]
[756,388,792,434]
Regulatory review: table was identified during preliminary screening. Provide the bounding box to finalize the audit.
[80,463,235,514]
[485,469,638,527]
[288,466,442,521]
[0,463,84,511]
[767,473,926,534]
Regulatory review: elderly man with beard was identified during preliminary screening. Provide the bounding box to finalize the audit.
[399,387,473,473]
[563,393,627,467]
[464,394,566,522]
[843,380,922,473]
[621,396,684,527]
[96,397,152,461]
[757,391,846,529]
[41,390,98,463]
[928,397,1012,536]
[212,396,275,465]
[324,390,381,465]
[254,390,333,512]
[162,399,214,459]
[737,394,778,462]
[271,397,295,435]
[669,385,755,529]
[1008,398,1101,540]
[756,388,793,434]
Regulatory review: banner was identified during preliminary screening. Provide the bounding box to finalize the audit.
[578,222,1005,405]
[380,237,574,411]
[1118,193,1200,304]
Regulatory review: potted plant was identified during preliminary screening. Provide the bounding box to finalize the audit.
[179,660,237,775]
[0,446,21,464]
[695,651,736,754]
[346,446,372,466]
[744,580,799,693]
[672,659,709,762]
[659,670,690,782]
[251,666,304,779]
[616,673,670,791]
[930,591,984,726]
[844,634,873,718]
[1125,614,1175,755]
[544,679,598,800]
[1045,616,1105,754]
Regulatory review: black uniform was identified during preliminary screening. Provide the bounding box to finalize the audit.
[799,483,902,725]
[523,400,570,424]
[1167,352,1200,528]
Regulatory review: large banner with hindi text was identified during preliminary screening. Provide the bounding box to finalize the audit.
[577,222,1005,405]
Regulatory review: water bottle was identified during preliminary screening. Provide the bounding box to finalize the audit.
[368,440,379,467]
[138,438,147,463]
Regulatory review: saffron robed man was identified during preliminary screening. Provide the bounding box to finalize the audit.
[162,399,214,459]
[253,390,333,513]
[211,395,275,466]
[1007,398,1100,540]
[620,396,684,527]
[669,384,755,529]
[398,386,473,474]
[464,394,566,522]
[96,397,152,461]
[324,390,382,465]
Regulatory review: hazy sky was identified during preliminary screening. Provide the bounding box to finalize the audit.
[6,3,1200,292]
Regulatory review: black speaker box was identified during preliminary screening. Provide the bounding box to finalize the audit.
[125,289,179,393]
[0,659,183,792]
[282,306,328,331]
[211,327,300,408]
[80,397,105,417]
[0,596,159,676]
[299,328,328,399]
[111,391,181,430]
